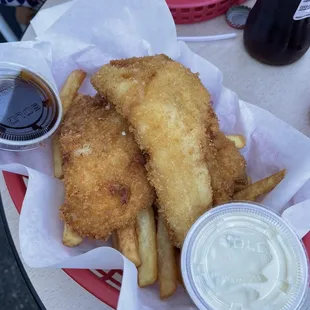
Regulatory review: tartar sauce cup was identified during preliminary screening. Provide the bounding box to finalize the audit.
[0,62,62,151]
[181,202,309,310]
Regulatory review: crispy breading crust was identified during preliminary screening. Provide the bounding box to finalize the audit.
[59,94,155,240]
[91,55,247,246]
[92,55,214,247]
[205,108,248,205]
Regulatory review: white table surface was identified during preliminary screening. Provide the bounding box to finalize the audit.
[3,0,310,309]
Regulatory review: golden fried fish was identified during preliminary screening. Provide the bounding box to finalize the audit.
[59,94,155,240]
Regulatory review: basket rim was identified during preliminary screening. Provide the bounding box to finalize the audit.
[166,0,242,9]
[2,171,119,310]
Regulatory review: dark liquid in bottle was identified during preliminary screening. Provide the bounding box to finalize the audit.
[244,0,310,65]
[0,70,58,142]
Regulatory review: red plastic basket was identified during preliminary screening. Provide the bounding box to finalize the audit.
[4,171,310,308]
[2,171,120,309]
[167,0,246,24]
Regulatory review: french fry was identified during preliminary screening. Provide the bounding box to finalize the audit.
[226,134,246,149]
[175,249,184,286]
[59,70,87,115]
[136,206,157,287]
[62,223,83,247]
[233,170,286,202]
[53,71,87,179]
[248,176,252,184]
[112,232,119,250]
[157,215,177,299]
[53,138,63,179]
[234,176,252,193]
[234,183,246,192]
[117,225,141,267]
[54,70,86,247]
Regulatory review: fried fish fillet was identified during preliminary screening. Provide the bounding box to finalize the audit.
[92,55,214,247]
[92,55,247,246]
[59,94,155,240]
[205,108,248,205]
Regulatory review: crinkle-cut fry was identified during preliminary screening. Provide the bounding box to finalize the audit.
[62,223,83,247]
[233,170,286,202]
[55,70,86,246]
[137,206,157,287]
[157,215,177,299]
[117,225,141,267]
[226,134,246,149]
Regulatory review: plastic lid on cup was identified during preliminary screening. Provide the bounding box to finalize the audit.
[181,202,309,310]
[0,62,62,151]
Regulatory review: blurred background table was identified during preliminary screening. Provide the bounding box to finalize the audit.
[2,0,310,309]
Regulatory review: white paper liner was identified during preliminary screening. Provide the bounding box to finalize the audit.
[1,0,310,309]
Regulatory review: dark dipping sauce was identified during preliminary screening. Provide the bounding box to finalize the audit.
[244,0,310,65]
[0,70,59,144]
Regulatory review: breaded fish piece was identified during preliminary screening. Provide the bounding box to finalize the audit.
[94,56,247,206]
[92,55,214,247]
[205,109,248,205]
[59,94,155,240]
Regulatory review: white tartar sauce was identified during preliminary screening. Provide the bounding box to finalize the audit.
[181,202,309,310]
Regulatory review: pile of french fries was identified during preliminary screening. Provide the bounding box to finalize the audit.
[52,70,177,298]
[53,70,286,300]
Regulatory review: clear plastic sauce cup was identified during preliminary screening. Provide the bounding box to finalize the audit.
[181,202,309,310]
[0,62,62,151]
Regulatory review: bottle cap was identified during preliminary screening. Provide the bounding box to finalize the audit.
[0,62,62,151]
[226,5,251,29]
[181,202,309,310]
